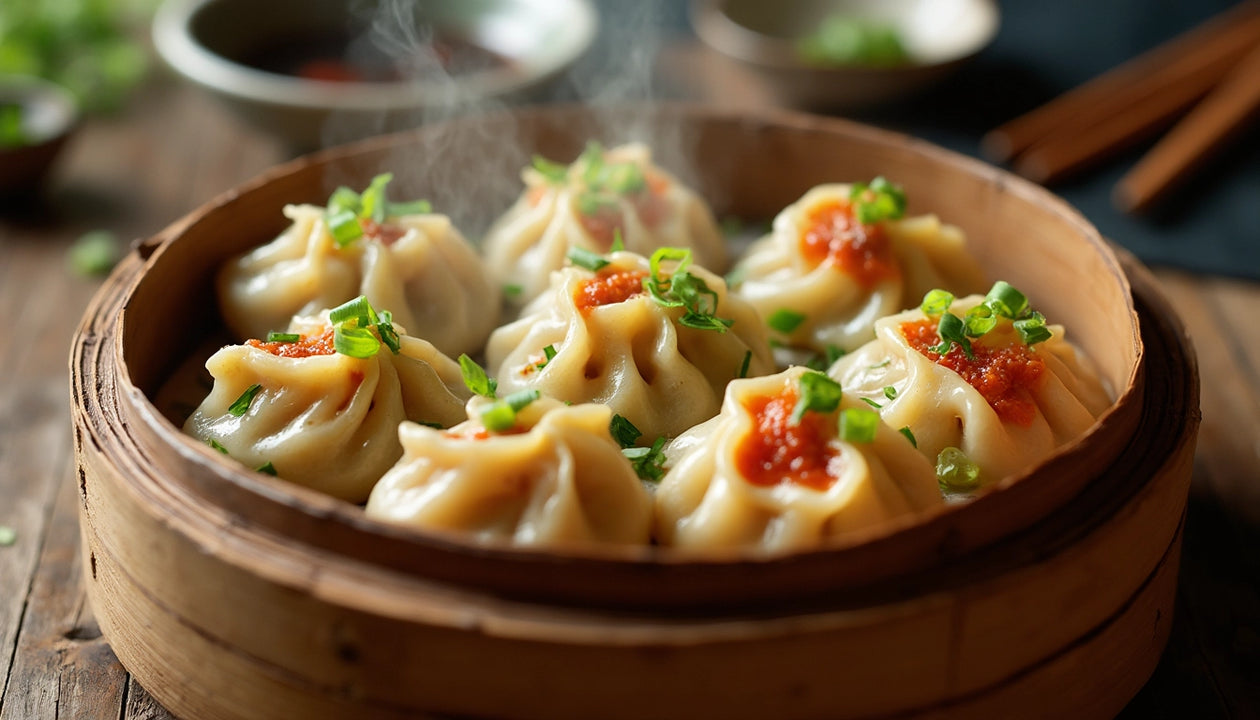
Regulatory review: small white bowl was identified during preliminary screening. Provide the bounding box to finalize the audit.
[691,0,999,109]
[154,0,598,149]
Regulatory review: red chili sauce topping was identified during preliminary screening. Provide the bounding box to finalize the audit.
[246,328,336,358]
[359,218,408,246]
[735,387,843,492]
[576,172,671,248]
[900,318,1046,426]
[574,268,648,314]
[444,426,529,441]
[799,199,899,288]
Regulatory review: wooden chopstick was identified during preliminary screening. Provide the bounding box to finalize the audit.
[1114,43,1260,213]
[981,1,1260,165]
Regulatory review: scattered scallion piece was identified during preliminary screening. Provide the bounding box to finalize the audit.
[610,227,625,253]
[623,436,668,483]
[532,154,569,183]
[540,344,557,368]
[266,332,301,343]
[1014,311,1053,346]
[964,304,997,338]
[207,438,229,454]
[791,371,843,424]
[322,174,429,248]
[228,383,261,417]
[920,289,954,317]
[861,397,882,409]
[984,281,1029,319]
[375,309,401,354]
[738,350,752,379]
[360,172,393,223]
[256,462,277,476]
[328,295,398,358]
[327,209,364,247]
[883,386,898,400]
[387,199,432,216]
[932,311,975,360]
[644,247,733,333]
[767,309,807,334]
[459,354,497,398]
[898,426,917,447]
[480,389,541,432]
[68,230,121,277]
[936,447,980,492]
[610,414,642,449]
[567,245,610,272]
[839,407,879,443]
[503,284,523,298]
[0,525,17,546]
[849,177,907,224]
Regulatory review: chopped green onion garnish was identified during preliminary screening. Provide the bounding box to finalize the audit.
[568,246,610,272]
[861,397,882,409]
[623,436,667,483]
[645,247,733,334]
[920,289,954,317]
[419,421,445,429]
[327,186,361,215]
[868,359,891,370]
[376,309,401,354]
[228,384,262,417]
[387,199,433,216]
[849,177,907,225]
[791,371,843,424]
[964,304,997,338]
[532,154,569,183]
[480,389,541,432]
[266,332,301,343]
[933,311,974,360]
[360,172,393,223]
[1015,312,1053,345]
[839,407,879,443]
[333,326,380,359]
[610,227,625,253]
[503,284,523,297]
[0,525,15,546]
[883,386,898,400]
[984,281,1029,319]
[324,174,427,244]
[207,438,229,454]
[898,426,917,447]
[738,350,752,379]
[327,209,363,247]
[329,295,375,326]
[542,344,557,365]
[937,447,981,491]
[767,309,807,334]
[256,462,277,476]
[610,414,642,449]
[459,354,497,398]
[601,162,646,194]
[576,192,616,217]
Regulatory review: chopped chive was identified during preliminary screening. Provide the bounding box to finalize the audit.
[610,227,625,253]
[266,332,301,343]
[228,383,262,417]
[387,199,433,216]
[623,436,667,483]
[920,289,954,317]
[256,462,277,476]
[883,385,898,400]
[333,326,380,359]
[1015,312,1053,345]
[376,309,401,354]
[791,371,843,424]
[984,281,1029,319]
[359,173,394,223]
[839,407,879,443]
[898,426,917,447]
[964,304,997,338]
[329,295,374,326]
[868,359,891,370]
[610,414,642,449]
[937,446,980,491]
[849,176,907,224]
[645,247,732,334]
[933,312,974,360]
[532,154,570,183]
[542,344,557,364]
[861,397,882,409]
[326,209,363,247]
[767,309,807,334]
[207,438,229,454]
[738,350,752,379]
[567,245,610,272]
[480,389,541,432]
[503,283,523,297]
[327,186,361,215]
[458,354,497,398]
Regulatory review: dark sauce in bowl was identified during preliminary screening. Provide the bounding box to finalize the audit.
[239,31,511,84]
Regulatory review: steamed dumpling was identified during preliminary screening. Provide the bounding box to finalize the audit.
[366,397,653,548]
[827,290,1113,489]
[655,367,943,552]
[730,181,986,356]
[485,249,775,441]
[483,142,728,308]
[183,308,469,502]
[218,194,498,357]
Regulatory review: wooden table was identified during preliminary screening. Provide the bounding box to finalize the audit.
[2,71,1258,718]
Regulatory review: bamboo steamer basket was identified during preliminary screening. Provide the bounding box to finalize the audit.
[70,105,1197,719]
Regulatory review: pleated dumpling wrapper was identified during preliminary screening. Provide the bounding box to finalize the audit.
[184,300,469,503]
[366,396,654,549]
[655,367,943,553]
[730,179,986,357]
[483,142,728,308]
[827,284,1114,493]
[485,247,776,442]
[217,174,499,357]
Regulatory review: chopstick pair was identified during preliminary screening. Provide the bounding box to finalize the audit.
[981,1,1260,214]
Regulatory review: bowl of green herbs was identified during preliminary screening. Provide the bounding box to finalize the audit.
[0,76,79,197]
[691,0,999,109]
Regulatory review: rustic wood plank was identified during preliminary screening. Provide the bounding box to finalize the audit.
[0,470,127,720]
[123,677,177,720]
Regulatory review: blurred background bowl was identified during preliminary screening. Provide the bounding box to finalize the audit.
[691,0,999,110]
[153,0,598,150]
[0,75,79,199]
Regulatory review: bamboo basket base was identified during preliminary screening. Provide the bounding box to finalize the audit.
[70,248,1198,720]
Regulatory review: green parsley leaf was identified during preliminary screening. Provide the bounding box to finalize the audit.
[767,309,807,334]
[568,246,610,272]
[839,407,880,443]
[937,446,981,492]
[609,414,642,449]
[228,384,262,417]
[458,354,497,398]
[791,371,843,424]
